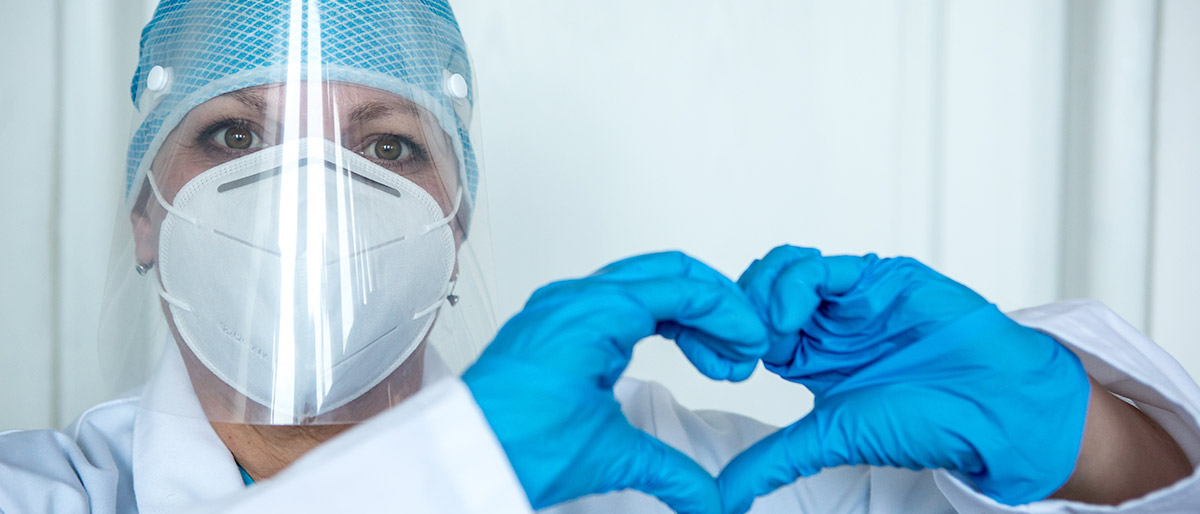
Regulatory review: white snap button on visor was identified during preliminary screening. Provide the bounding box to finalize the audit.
[147,66,170,92]
[446,73,469,99]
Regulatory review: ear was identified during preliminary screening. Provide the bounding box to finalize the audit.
[130,179,160,267]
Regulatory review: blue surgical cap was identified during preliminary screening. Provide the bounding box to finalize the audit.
[127,0,477,200]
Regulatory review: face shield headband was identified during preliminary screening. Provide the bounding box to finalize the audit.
[125,0,479,211]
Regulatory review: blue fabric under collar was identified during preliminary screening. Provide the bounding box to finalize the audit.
[238,464,255,486]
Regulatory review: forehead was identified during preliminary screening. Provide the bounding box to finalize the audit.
[197,82,427,121]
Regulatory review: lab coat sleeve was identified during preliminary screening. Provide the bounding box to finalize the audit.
[935,299,1200,513]
[185,378,533,514]
[0,398,136,514]
[0,430,122,513]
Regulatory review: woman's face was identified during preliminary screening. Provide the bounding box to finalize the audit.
[128,81,466,422]
[132,81,464,265]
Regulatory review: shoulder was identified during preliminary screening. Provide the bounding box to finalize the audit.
[0,392,138,465]
[66,394,140,465]
[1005,298,1127,329]
[0,395,139,514]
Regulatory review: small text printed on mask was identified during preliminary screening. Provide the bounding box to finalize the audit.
[220,322,270,361]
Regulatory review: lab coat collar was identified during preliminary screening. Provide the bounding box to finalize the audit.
[132,342,243,514]
[132,342,454,514]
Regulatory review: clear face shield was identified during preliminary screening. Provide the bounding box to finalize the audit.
[99,0,495,425]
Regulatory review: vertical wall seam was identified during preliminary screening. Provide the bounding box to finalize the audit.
[890,0,904,254]
[48,0,64,428]
[1144,0,1164,337]
[1056,0,1102,305]
[1056,0,1071,302]
[930,0,947,267]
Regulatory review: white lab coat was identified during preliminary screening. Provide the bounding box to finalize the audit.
[1,300,1198,513]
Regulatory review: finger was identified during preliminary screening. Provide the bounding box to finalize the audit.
[623,277,768,363]
[533,275,769,358]
[522,250,725,307]
[677,332,760,381]
[592,250,734,288]
[529,252,754,348]
[738,246,856,365]
[737,245,821,319]
[662,323,760,382]
[597,251,766,348]
[517,251,769,380]
[615,426,722,514]
[737,246,877,331]
[512,274,768,383]
[769,254,876,333]
[552,251,770,361]
[717,409,855,514]
[614,250,763,355]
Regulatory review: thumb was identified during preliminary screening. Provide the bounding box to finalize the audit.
[717,407,861,514]
[615,427,722,514]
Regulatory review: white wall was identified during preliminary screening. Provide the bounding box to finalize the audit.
[0,0,1195,430]
[0,0,149,430]
[0,0,59,430]
[1150,0,1200,387]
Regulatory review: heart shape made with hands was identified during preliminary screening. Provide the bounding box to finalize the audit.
[469,246,1088,514]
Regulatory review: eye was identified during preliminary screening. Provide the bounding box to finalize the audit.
[212,125,260,150]
[364,135,413,161]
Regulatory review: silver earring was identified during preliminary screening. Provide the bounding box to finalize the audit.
[136,261,155,276]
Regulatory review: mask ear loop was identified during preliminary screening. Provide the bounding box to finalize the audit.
[412,186,464,320]
[154,276,194,313]
[412,284,452,320]
[146,169,200,226]
[421,186,464,234]
[143,170,195,312]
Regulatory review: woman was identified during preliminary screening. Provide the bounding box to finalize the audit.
[0,1,1196,513]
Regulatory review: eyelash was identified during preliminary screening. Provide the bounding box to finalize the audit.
[193,118,430,173]
[360,134,428,168]
[195,117,260,158]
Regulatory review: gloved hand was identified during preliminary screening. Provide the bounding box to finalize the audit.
[463,251,769,513]
[717,245,1091,513]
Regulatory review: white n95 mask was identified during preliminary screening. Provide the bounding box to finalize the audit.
[148,138,459,423]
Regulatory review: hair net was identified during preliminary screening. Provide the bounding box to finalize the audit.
[127,0,477,203]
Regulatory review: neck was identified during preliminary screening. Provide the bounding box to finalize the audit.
[175,340,428,482]
[211,422,353,481]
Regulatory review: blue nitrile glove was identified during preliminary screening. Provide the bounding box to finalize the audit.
[717,245,1091,513]
[463,251,770,513]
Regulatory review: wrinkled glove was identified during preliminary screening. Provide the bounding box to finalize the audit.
[463,251,769,513]
[718,245,1091,513]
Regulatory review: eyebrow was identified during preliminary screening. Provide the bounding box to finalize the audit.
[348,100,418,124]
[228,90,268,112]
